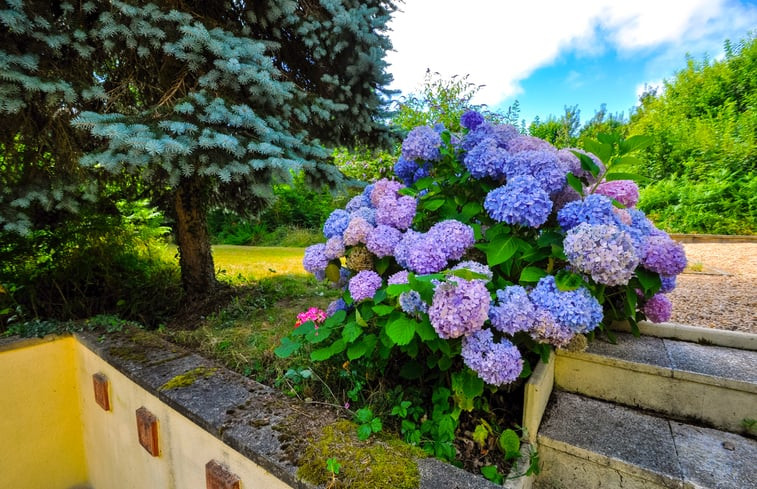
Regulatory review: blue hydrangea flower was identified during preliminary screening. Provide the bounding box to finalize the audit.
[530,276,603,334]
[428,279,490,339]
[406,234,448,274]
[563,223,639,286]
[463,138,509,179]
[394,156,418,186]
[557,194,621,231]
[461,328,523,386]
[376,195,417,230]
[528,309,574,348]
[506,135,556,154]
[346,194,371,212]
[366,224,402,258]
[643,293,672,323]
[350,206,376,226]
[461,110,485,130]
[484,176,553,228]
[343,216,373,246]
[326,298,348,317]
[394,230,423,269]
[303,243,328,274]
[399,290,428,315]
[660,274,677,293]
[324,236,345,260]
[323,209,350,238]
[362,184,375,199]
[428,220,475,261]
[402,126,442,161]
[348,270,383,302]
[641,235,687,275]
[489,286,537,335]
[461,122,519,152]
[506,150,567,193]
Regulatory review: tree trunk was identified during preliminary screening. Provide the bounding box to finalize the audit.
[173,177,218,297]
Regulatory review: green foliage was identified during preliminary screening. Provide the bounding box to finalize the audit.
[333,146,396,183]
[628,35,757,234]
[529,105,581,148]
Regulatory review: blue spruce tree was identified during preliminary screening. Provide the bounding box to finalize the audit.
[1,0,396,296]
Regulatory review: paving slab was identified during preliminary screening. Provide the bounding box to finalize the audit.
[585,333,672,369]
[663,339,757,388]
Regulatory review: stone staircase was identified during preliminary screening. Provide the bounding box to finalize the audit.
[534,332,757,489]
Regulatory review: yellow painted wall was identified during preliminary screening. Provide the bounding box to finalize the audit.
[0,336,88,489]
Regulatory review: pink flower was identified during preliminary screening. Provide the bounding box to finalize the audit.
[294,307,327,328]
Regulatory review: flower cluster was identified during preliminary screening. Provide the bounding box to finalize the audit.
[428,279,490,339]
[484,175,552,227]
[295,307,326,328]
[595,180,640,208]
[461,329,523,386]
[563,223,639,286]
[349,270,382,302]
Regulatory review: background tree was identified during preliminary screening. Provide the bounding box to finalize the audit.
[1,0,397,296]
[528,105,580,148]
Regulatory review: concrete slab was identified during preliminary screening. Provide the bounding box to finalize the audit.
[664,339,757,390]
[672,422,757,489]
[585,334,672,370]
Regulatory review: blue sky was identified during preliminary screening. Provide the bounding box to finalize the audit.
[385,0,757,125]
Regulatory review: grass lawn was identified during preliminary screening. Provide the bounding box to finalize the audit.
[213,245,308,280]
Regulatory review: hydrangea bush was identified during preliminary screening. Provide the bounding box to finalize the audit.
[276,113,686,466]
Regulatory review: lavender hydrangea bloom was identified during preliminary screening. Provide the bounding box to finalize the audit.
[370,178,404,207]
[451,261,493,282]
[463,138,509,179]
[489,286,536,335]
[595,180,640,208]
[461,329,523,386]
[660,275,677,293]
[343,217,373,246]
[563,223,639,286]
[641,235,687,275]
[366,225,402,258]
[506,150,567,193]
[530,276,603,333]
[529,309,574,348]
[461,110,485,130]
[326,298,347,317]
[303,244,328,274]
[388,270,410,285]
[376,195,417,230]
[394,230,423,269]
[506,135,556,154]
[557,194,621,231]
[484,176,553,228]
[348,270,382,302]
[324,236,345,260]
[323,209,350,238]
[346,194,371,212]
[644,293,673,323]
[402,126,442,161]
[428,220,475,261]
[551,185,582,212]
[350,206,376,226]
[428,279,490,339]
[399,291,428,315]
[406,235,448,274]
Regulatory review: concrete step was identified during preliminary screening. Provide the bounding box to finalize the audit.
[554,333,757,434]
[535,391,757,489]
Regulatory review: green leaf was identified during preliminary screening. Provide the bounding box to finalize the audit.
[472,422,491,446]
[460,201,483,221]
[636,268,661,295]
[386,283,411,297]
[375,257,391,275]
[357,424,373,441]
[603,172,649,184]
[480,465,504,484]
[324,309,346,328]
[355,408,374,424]
[483,235,518,266]
[499,429,521,460]
[555,270,584,291]
[273,337,300,358]
[415,318,438,341]
[310,339,345,361]
[625,287,638,319]
[370,417,383,433]
[520,267,547,283]
[566,172,584,195]
[437,355,452,371]
[386,317,416,346]
[355,308,368,327]
[423,199,446,211]
[372,304,395,316]
[451,369,484,411]
[347,334,377,360]
[572,150,601,177]
[325,262,342,283]
[582,138,612,163]
[620,134,652,153]
[342,322,362,343]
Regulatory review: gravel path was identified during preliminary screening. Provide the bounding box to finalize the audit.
[668,242,756,334]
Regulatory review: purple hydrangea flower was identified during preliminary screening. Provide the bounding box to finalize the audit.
[641,235,687,275]
[660,274,677,293]
[394,156,418,186]
[326,298,348,317]
[563,223,639,286]
[350,206,376,226]
[406,234,448,274]
[366,225,402,258]
[376,195,417,230]
[595,180,640,208]
[506,150,567,193]
[461,110,485,130]
[394,230,423,269]
[399,290,428,315]
[489,286,536,335]
[557,194,621,231]
[506,135,556,154]
[529,309,574,348]
[484,176,553,228]
[428,279,490,339]
[324,236,345,260]
[370,178,404,207]
[348,270,383,302]
[461,328,523,386]
[428,220,476,261]
[402,126,442,161]
[343,217,374,246]
[451,261,493,282]
[388,270,410,285]
[303,243,328,274]
[643,293,672,323]
[530,276,603,333]
[323,209,350,238]
[614,207,633,225]
[463,138,509,179]
[551,185,582,212]
[346,194,371,212]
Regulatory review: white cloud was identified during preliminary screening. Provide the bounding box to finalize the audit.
[385,0,757,106]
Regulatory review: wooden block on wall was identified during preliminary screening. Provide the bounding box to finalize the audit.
[92,372,111,411]
[136,406,160,457]
[206,459,241,489]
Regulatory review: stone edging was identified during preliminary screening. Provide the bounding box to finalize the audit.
[670,233,757,243]
[611,320,757,351]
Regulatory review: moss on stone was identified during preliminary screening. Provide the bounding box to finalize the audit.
[108,346,147,363]
[158,366,218,391]
[297,420,425,489]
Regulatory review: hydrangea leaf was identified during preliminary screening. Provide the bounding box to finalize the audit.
[604,171,648,183]
[386,317,416,346]
[372,304,395,316]
[342,321,362,343]
[499,428,521,460]
[273,337,301,358]
[481,235,518,266]
[519,266,548,283]
[566,172,584,195]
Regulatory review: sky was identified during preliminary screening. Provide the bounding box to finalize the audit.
[385,0,757,125]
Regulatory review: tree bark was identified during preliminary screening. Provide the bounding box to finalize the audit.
[173,177,218,297]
